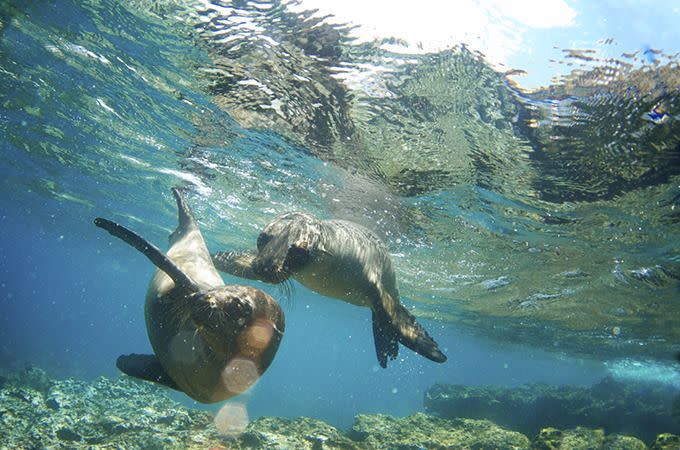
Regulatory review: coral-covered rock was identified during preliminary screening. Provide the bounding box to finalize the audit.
[425,377,680,442]
[0,366,673,450]
[531,427,647,450]
[350,412,531,450]
[604,434,649,450]
[650,433,680,450]
[532,427,600,450]
[239,416,359,449]
[0,370,222,449]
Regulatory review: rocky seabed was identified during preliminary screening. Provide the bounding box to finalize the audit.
[1,367,678,449]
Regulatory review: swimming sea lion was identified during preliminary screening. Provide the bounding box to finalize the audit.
[212,211,446,368]
[94,188,284,403]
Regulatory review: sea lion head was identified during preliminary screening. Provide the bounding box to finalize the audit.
[190,285,284,359]
[188,285,285,401]
[190,287,255,338]
[252,212,321,283]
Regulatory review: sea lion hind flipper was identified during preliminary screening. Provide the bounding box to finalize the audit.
[375,288,447,364]
[371,308,399,368]
[169,187,198,244]
[94,217,199,293]
[116,353,181,391]
[212,250,263,281]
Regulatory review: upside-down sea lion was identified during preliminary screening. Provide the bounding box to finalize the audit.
[94,188,284,403]
[212,211,446,368]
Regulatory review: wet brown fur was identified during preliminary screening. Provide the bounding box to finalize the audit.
[213,211,445,368]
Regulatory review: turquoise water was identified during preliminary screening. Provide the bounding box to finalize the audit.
[1,0,679,436]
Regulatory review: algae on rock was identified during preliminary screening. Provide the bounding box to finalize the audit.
[1,366,677,450]
[425,377,680,442]
[531,427,647,450]
[350,412,531,450]
[0,366,221,449]
[650,433,680,450]
[237,416,359,449]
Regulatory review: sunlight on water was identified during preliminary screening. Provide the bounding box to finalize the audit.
[606,359,680,388]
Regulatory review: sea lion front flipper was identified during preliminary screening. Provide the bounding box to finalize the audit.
[116,354,181,391]
[212,250,263,281]
[374,286,447,365]
[94,217,199,293]
[371,308,399,368]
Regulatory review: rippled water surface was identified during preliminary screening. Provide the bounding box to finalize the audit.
[1,0,679,429]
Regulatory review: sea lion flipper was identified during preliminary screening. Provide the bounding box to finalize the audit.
[116,353,181,391]
[374,287,447,365]
[212,250,263,281]
[94,217,200,293]
[169,187,198,244]
[371,309,399,368]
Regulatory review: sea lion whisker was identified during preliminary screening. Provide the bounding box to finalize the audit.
[220,308,231,321]
[276,279,295,308]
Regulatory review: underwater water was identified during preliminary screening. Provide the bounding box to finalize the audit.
[1,0,679,447]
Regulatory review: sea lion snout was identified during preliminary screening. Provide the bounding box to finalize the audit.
[191,287,255,332]
[252,213,318,283]
[252,243,310,283]
[252,235,295,283]
[252,254,289,283]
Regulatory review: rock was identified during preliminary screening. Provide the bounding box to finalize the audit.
[0,365,673,450]
[425,377,680,442]
[532,427,605,450]
[604,434,648,450]
[56,426,82,442]
[650,433,680,450]
[4,364,53,393]
[0,369,222,449]
[531,427,647,450]
[350,412,531,450]
[239,416,359,449]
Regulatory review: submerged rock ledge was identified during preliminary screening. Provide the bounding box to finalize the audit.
[424,378,680,443]
[0,366,677,449]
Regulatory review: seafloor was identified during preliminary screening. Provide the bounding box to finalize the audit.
[1,365,678,450]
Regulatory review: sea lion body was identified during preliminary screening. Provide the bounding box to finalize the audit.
[290,220,397,308]
[96,189,284,403]
[214,211,445,368]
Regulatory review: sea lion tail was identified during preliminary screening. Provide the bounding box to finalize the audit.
[94,217,199,292]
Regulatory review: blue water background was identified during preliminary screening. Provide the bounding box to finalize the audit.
[0,193,604,426]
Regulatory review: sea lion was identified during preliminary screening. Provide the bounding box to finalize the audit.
[94,188,284,403]
[212,211,446,368]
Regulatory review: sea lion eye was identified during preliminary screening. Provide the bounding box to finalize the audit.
[257,232,271,251]
[284,245,309,272]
